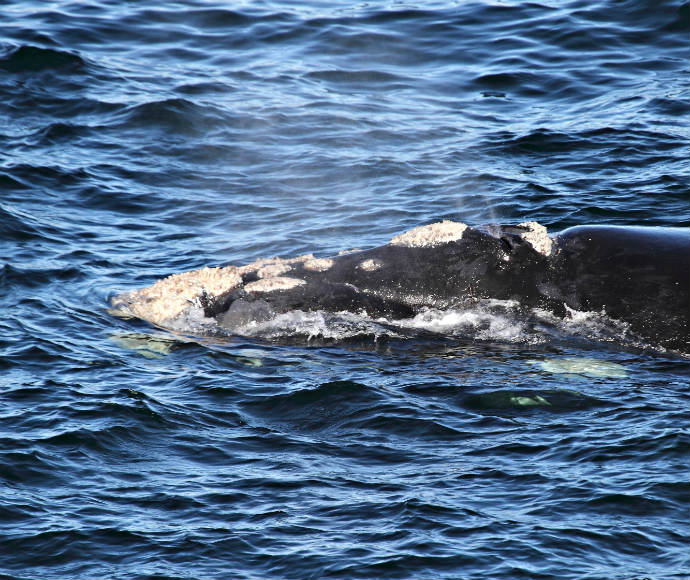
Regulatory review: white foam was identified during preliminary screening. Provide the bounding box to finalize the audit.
[397,300,534,343]
[163,304,219,334]
[121,288,648,352]
[232,310,402,341]
[533,305,635,345]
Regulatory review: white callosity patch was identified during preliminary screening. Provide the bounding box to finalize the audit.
[303,257,334,272]
[517,221,553,256]
[359,258,384,271]
[111,266,242,327]
[245,276,306,293]
[389,220,468,248]
[257,262,292,278]
[237,254,314,277]
[111,251,321,330]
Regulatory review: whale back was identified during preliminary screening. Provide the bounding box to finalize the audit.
[553,225,689,352]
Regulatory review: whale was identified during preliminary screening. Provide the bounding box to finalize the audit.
[111,221,689,353]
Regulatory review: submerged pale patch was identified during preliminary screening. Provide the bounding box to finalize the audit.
[517,221,552,256]
[390,220,468,248]
[532,357,628,378]
[110,332,177,358]
[245,276,306,293]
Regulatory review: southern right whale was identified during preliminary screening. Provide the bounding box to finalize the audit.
[111,221,689,353]
[548,225,688,353]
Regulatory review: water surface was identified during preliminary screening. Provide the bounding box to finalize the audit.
[1,1,688,578]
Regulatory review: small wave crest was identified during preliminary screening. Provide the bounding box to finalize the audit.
[116,98,228,137]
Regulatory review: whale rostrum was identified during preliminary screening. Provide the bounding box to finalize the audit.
[111,221,689,353]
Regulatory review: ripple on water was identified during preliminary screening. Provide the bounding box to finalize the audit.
[0,0,688,579]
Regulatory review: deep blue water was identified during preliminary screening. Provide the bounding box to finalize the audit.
[1,1,689,579]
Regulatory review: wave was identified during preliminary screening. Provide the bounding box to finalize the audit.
[0,44,88,73]
[115,98,230,137]
[1,2,688,579]
[461,388,608,414]
[487,126,685,156]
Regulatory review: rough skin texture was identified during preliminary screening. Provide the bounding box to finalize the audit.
[390,220,468,247]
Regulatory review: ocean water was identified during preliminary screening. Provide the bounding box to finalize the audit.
[1,1,689,579]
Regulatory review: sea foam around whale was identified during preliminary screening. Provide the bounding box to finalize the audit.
[133,296,642,352]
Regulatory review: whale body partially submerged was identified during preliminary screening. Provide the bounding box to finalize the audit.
[111,221,689,353]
